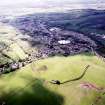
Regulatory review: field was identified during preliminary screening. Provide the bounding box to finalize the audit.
[0,53,105,105]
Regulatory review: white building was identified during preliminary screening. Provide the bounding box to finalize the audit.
[58,40,70,44]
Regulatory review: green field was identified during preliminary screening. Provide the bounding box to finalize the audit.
[0,53,105,105]
[0,23,29,63]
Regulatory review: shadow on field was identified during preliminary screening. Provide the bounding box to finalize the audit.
[0,77,64,105]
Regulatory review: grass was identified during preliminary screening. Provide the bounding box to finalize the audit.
[3,43,28,60]
[0,23,28,62]
[0,53,105,105]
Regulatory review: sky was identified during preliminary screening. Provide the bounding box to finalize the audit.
[0,0,105,16]
[0,0,104,6]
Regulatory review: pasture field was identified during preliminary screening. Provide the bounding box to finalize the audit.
[0,53,105,105]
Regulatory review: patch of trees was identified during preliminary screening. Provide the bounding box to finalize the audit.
[0,57,33,74]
